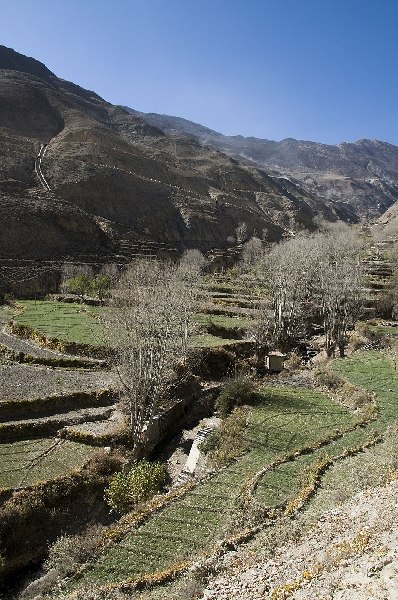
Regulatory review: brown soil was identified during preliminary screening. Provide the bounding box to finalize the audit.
[0,364,117,402]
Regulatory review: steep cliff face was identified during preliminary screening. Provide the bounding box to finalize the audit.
[0,45,359,265]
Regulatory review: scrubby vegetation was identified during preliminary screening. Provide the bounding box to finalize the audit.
[214,376,255,418]
[104,461,166,514]
[199,405,250,466]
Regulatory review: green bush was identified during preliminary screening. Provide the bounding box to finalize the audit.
[104,461,166,514]
[215,377,254,418]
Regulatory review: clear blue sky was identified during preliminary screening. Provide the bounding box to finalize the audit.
[2,0,398,145]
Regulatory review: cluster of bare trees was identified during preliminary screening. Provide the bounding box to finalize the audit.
[103,251,202,451]
[103,224,364,448]
[249,223,364,357]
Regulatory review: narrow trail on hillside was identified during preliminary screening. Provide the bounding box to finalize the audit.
[34,143,51,190]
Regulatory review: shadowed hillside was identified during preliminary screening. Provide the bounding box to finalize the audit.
[0,45,355,272]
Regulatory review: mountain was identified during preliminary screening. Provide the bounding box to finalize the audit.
[0,45,357,277]
[127,110,398,220]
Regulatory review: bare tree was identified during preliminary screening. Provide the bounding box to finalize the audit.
[241,237,264,269]
[252,223,364,356]
[179,248,207,274]
[261,234,315,349]
[311,224,364,356]
[103,258,200,452]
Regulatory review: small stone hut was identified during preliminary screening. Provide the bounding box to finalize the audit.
[266,352,287,372]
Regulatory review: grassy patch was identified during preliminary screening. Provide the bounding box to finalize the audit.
[13,301,105,346]
[249,386,352,456]
[12,302,246,350]
[368,324,398,336]
[248,351,398,561]
[61,351,398,600]
[72,386,355,590]
[304,425,398,514]
[192,313,251,329]
[0,438,96,489]
[332,351,398,426]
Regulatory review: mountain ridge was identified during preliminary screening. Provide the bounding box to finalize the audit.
[0,44,395,285]
[126,108,398,219]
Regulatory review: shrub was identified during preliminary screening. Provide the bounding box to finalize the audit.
[341,382,373,410]
[63,275,91,299]
[314,367,344,390]
[84,450,126,477]
[284,351,303,370]
[104,460,166,514]
[200,406,249,467]
[44,524,104,577]
[348,333,366,352]
[355,321,383,342]
[215,377,254,418]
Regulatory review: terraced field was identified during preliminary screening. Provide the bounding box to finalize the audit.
[0,437,96,489]
[12,300,252,349]
[65,385,358,590]
[56,351,398,600]
[4,292,398,599]
[0,303,119,493]
[13,300,105,346]
[0,296,253,496]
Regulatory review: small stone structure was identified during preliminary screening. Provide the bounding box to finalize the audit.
[266,352,287,372]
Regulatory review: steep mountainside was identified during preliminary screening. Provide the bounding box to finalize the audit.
[128,110,398,220]
[0,45,355,270]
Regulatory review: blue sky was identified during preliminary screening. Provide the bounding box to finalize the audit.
[1,0,398,145]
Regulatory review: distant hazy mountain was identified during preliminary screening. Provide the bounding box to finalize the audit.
[126,109,398,219]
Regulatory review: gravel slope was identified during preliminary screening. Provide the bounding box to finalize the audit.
[199,477,398,599]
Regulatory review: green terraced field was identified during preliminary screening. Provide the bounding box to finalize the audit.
[75,386,355,588]
[14,301,105,346]
[192,313,251,328]
[53,351,398,600]
[332,351,398,427]
[13,303,245,349]
[0,437,96,489]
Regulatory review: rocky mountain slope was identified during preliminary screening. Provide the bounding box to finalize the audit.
[0,45,356,272]
[128,110,398,220]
